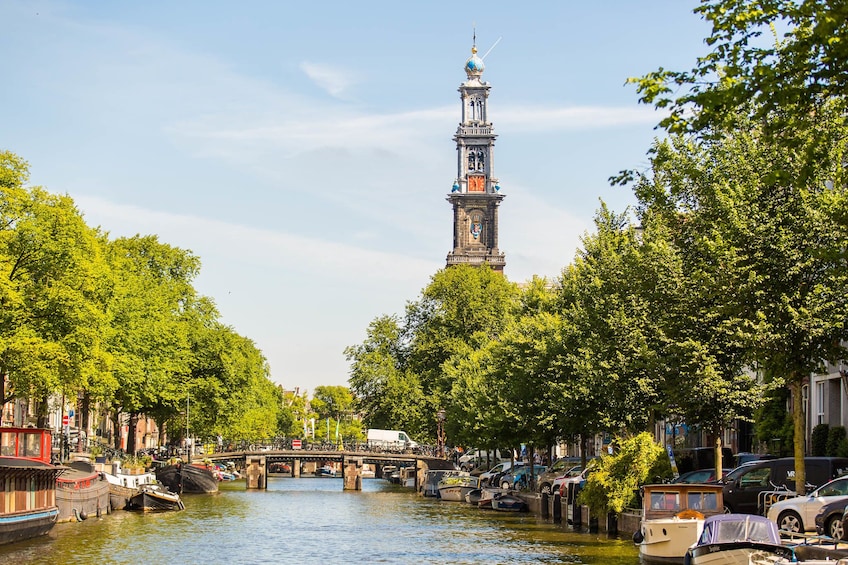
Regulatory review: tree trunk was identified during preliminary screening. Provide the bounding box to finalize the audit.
[791,378,806,494]
[157,417,167,447]
[81,392,90,440]
[715,436,723,482]
[110,410,122,450]
[127,412,139,455]
[36,394,49,428]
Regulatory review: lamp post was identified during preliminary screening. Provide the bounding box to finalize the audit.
[186,392,191,464]
[436,409,446,459]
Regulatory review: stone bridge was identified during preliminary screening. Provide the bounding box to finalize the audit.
[201,449,456,491]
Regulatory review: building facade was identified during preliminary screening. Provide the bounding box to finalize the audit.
[446,41,506,272]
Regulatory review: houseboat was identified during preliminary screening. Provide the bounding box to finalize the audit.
[0,427,64,545]
[56,459,110,521]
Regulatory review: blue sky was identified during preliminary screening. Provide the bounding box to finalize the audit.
[1,1,712,393]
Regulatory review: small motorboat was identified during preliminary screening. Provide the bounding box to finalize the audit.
[478,487,506,509]
[684,514,794,564]
[491,492,528,512]
[437,473,479,502]
[127,483,185,512]
[635,483,725,563]
[464,488,483,504]
[317,465,339,477]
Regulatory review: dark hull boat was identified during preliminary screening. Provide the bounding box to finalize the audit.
[127,484,184,512]
[156,463,219,494]
[56,460,110,521]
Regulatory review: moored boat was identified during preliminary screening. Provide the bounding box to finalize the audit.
[317,464,339,477]
[478,487,507,509]
[101,461,162,511]
[126,483,185,512]
[0,427,64,545]
[635,482,725,563]
[492,492,528,512]
[155,462,219,494]
[437,473,479,501]
[684,514,794,565]
[421,469,454,497]
[55,459,110,522]
[464,488,483,504]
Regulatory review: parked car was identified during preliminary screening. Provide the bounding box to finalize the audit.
[458,449,503,471]
[734,452,776,467]
[479,461,521,487]
[499,465,547,490]
[814,497,848,539]
[671,468,731,484]
[537,458,580,494]
[766,474,848,533]
[556,465,595,496]
[721,457,848,515]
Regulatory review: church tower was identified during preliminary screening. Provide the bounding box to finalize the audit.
[445,39,506,273]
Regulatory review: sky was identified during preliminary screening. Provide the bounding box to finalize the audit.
[0,1,713,394]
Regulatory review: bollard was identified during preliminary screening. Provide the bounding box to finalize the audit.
[541,492,549,519]
[552,492,562,523]
[606,511,618,534]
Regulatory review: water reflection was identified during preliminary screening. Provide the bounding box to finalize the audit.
[0,478,640,564]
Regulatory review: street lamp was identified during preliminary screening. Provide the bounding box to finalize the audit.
[436,409,446,459]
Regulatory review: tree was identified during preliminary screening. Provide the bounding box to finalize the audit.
[0,151,111,422]
[578,432,668,516]
[631,0,848,137]
[625,106,848,492]
[104,235,198,452]
[346,315,427,436]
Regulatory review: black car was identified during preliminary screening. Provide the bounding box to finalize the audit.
[816,496,848,539]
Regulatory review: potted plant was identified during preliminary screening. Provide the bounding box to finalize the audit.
[90,443,106,464]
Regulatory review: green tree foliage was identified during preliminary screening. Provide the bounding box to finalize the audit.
[346,315,427,436]
[347,266,518,443]
[1,150,284,448]
[311,385,355,421]
[578,432,667,516]
[625,101,848,490]
[754,386,793,456]
[0,151,111,419]
[104,235,198,451]
[631,0,848,137]
[811,424,829,457]
[827,426,846,457]
[631,1,848,492]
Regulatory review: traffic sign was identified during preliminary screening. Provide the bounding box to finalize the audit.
[62,414,69,426]
[292,439,302,450]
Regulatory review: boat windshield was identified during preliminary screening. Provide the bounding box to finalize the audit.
[687,491,719,512]
[700,517,777,545]
[649,491,681,511]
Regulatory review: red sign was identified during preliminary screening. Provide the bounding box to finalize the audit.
[292,439,302,450]
[62,414,69,426]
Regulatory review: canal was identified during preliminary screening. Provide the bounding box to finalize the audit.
[1,478,641,564]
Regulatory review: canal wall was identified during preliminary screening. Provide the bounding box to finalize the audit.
[515,492,640,537]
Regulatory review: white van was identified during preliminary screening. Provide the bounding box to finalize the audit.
[366,429,418,451]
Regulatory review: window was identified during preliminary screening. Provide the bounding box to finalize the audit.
[817,381,826,425]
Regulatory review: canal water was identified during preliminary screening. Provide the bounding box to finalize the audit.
[1,478,641,564]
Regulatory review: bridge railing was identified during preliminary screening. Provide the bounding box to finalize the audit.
[190,437,442,457]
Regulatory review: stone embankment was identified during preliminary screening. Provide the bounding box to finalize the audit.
[513,490,640,537]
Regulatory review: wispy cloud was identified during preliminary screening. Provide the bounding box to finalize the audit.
[497,105,664,131]
[75,196,439,283]
[300,61,357,99]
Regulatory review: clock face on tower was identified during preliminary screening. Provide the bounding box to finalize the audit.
[468,175,485,192]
